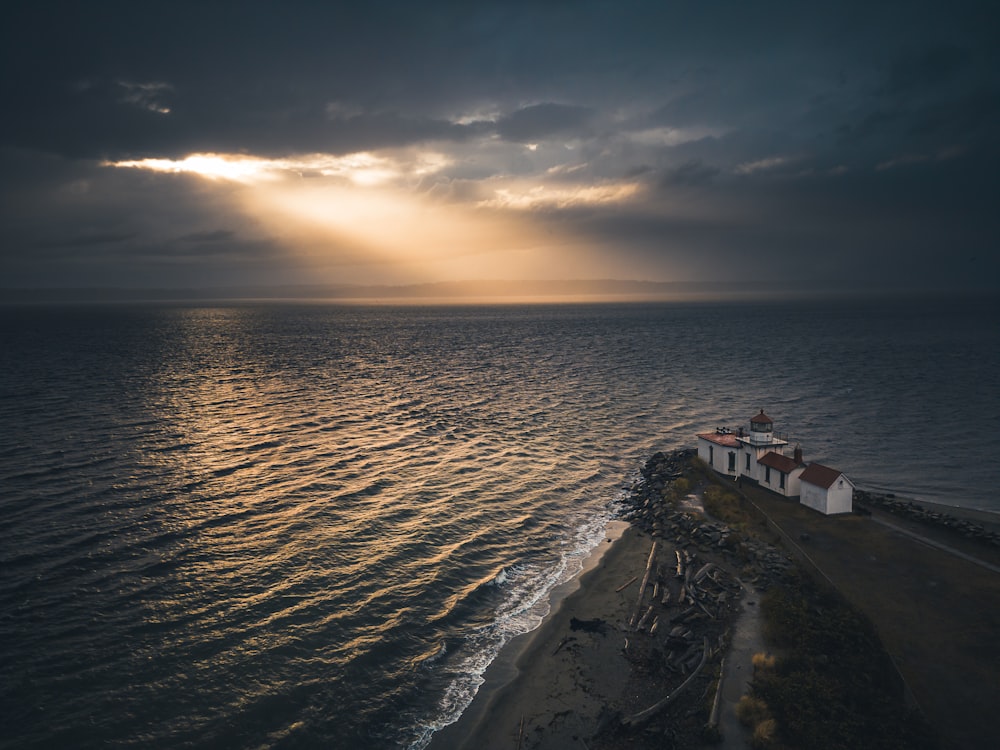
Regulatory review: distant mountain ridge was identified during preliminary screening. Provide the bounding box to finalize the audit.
[0,278,960,304]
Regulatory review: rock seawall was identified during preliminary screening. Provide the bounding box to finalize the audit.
[854,490,1000,548]
[620,448,793,589]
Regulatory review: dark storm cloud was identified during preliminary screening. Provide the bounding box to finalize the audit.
[660,160,720,188]
[496,103,595,143]
[575,146,998,288]
[1,0,998,292]
[0,1,759,158]
[178,229,236,243]
[33,231,138,249]
[4,1,995,159]
[882,45,973,96]
[0,149,284,287]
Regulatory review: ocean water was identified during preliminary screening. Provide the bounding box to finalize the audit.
[1,298,997,749]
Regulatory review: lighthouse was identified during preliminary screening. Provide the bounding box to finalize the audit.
[696,409,852,514]
[748,409,774,444]
[735,409,789,482]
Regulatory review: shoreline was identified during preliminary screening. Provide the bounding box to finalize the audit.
[909,498,1000,526]
[427,450,1000,749]
[427,522,672,750]
[426,520,634,749]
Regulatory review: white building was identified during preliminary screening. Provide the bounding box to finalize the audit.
[697,410,852,515]
[696,429,742,477]
[757,450,806,498]
[799,463,854,515]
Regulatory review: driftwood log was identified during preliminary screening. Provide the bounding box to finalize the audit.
[706,656,725,732]
[693,562,716,583]
[615,575,638,593]
[621,637,710,729]
[630,541,658,629]
[636,605,655,632]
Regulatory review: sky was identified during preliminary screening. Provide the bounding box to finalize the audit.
[1,0,998,294]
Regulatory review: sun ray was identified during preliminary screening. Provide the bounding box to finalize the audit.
[103,149,637,285]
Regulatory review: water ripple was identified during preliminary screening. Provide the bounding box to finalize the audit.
[0,299,996,749]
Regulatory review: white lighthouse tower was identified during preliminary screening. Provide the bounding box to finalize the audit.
[748,409,775,444]
[736,409,789,481]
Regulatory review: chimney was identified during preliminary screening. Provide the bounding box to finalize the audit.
[793,445,803,464]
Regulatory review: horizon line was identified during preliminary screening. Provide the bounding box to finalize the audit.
[1,278,996,305]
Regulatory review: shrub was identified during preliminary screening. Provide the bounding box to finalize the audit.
[752,652,777,672]
[736,694,771,728]
[752,718,778,749]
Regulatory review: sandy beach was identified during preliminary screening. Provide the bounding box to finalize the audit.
[429,523,655,749]
[430,523,734,750]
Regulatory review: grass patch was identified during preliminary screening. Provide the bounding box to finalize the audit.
[702,484,748,524]
[751,577,939,750]
[691,458,767,531]
[702,483,773,540]
[662,476,691,507]
[670,476,691,497]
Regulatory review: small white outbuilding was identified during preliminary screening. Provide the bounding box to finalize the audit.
[799,463,854,515]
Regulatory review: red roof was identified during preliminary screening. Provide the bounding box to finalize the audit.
[697,432,741,447]
[758,451,801,474]
[750,409,773,424]
[799,463,847,489]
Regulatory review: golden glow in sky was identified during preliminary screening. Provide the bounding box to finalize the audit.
[104,149,648,285]
[106,151,447,186]
[476,182,641,210]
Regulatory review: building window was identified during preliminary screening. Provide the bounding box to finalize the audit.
[765,466,771,483]
[728,452,736,471]
[745,453,751,471]
[779,472,786,489]
[709,446,714,465]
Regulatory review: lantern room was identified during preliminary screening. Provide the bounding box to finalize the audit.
[748,409,774,444]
